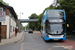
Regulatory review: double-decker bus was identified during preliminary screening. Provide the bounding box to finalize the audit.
[41,9,66,41]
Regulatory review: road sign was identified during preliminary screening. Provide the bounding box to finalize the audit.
[0,11,6,22]
[0,11,4,17]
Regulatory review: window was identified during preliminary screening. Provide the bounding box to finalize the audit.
[46,23,63,34]
[47,10,64,17]
[0,7,3,11]
[41,26,43,32]
[48,19,63,22]
[3,8,6,12]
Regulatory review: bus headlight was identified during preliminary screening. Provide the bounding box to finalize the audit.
[63,33,65,37]
[46,34,49,37]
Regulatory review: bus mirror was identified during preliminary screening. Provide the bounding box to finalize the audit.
[67,24,69,27]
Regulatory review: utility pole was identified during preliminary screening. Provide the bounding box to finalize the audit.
[20,12,23,31]
[20,12,23,19]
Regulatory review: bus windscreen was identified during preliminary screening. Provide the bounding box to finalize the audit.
[46,23,63,34]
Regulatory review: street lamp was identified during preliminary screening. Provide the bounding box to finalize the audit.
[19,12,23,32]
[20,12,23,19]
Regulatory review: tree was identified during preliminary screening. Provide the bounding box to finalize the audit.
[0,0,9,5]
[29,13,38,19]
[59,0,75,32]
[26,24,29,29]
[28,13,39,30]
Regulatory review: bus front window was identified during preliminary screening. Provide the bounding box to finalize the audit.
[46,23,63,34]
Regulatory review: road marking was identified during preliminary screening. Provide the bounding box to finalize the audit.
[38,44,43,45]
[54,43,72,50]
[20,42,29,50]
[20,32,25,50]
[48,43,72,50]
[20,43,24,50]
[21,43,43,50]
[48,47,54,50]
[33,49,39,50]
[55,43,63,46]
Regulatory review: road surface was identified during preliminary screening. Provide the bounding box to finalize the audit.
[0,31,74,50]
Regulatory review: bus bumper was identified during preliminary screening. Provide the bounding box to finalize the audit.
[45,35,66,41]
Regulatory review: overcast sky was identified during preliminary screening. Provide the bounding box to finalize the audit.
[3,0,54,26]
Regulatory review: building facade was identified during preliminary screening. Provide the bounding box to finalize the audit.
[0,2,18,39]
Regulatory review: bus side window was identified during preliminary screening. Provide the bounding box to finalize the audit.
[59,11,64,17]
[46,20,48,33]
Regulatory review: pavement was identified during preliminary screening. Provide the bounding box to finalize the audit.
[67,35,75,41]
[0,31,24,45]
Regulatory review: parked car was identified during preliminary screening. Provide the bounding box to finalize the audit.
[28,30,33,33]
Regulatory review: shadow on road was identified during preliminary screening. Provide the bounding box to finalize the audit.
[44,40,65,43]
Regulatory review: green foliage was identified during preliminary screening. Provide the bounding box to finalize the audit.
[59,0,75,30]
[26,13,39,30]
[0,0,9,5]
[28,13,38,19]
[26,24,29,29]
[16,13,18,17]
[38,13,43,30]
[21,23,23,28]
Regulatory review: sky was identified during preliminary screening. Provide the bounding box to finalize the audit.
[3,0,54,26]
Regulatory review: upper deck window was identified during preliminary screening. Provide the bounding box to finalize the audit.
[47,10,64,17]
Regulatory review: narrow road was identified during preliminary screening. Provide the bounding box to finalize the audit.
[0,31,74,50]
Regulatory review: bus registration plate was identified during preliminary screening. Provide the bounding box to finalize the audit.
[53,39,59,40]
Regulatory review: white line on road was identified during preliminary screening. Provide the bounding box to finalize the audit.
[54,43,72,50]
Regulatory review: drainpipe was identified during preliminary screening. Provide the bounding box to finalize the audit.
[9,15,11,39]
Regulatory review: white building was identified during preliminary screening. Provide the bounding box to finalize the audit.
[0,2,18,39]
